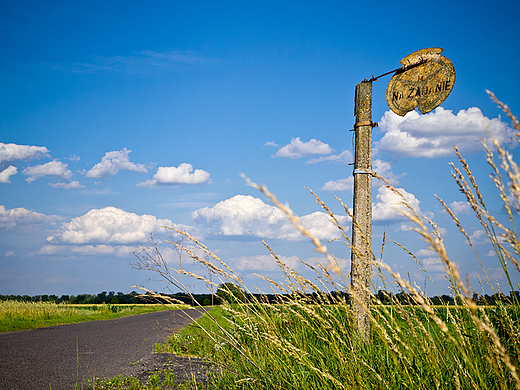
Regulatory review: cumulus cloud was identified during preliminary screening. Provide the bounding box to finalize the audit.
[372,186,424,222]
[469,229,488,244]
[0,143,50,164]
[373,159,402,185]
[192,195,347,241]
[47,206,177,245]
[84,148,147,179]
[0,205,62,229]
[416,249,437,257]
[307,150,353,165]
[23,161,73,183]
[272,137,333,159]
[0,166,18,183]
[423,257,445,272]
[137,163,210,187]
[321,159,399,193]
[322,177,353,192]
[49,181,85,190]
[449,200,471,215]
[376,107,517,158]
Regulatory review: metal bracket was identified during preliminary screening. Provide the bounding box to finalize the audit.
[349,121,378,131]
[353,169,375,176]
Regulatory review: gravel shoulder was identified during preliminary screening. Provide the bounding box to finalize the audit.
[0,308,207,390]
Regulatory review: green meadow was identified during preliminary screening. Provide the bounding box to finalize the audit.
[0,301,185,333]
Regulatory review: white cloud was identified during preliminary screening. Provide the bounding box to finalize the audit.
[85,148,147,179]
[0,143,50,164]
[507,181,520,214]
[423,257,445,272]
[5,251,14,257]
[449,200,471,215]
[49,181,85,190]
[232,254,301,272]
[48,206,175,244]
[192,195,347,241]
[300,211,349,240]
[373,186,424,222]
[437,227,448,237]
[137,163,210,187]
[23,161,72,183]
[0,166,18,183]
[0,205,62,229]
[469,229,488,244]
[376,107,517,158]
[322,185,427,223]
[373,159,401,185]
[273,137,333,159]
[322,177,353,192]
[416,249,436,257]
[321,159,399,193]
[65,154,81,161]
[307,150,352,164]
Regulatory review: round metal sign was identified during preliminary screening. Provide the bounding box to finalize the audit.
[386,48,455,116]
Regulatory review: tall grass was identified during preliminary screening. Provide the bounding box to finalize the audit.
[135,92,520,389]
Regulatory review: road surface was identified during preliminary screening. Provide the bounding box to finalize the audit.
[0,308,205,390]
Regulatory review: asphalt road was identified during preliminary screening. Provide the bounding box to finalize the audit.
[0,308,204,390]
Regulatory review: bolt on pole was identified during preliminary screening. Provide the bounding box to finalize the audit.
[351,80,373,341]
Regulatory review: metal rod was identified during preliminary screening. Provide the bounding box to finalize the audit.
[366,59,428,83]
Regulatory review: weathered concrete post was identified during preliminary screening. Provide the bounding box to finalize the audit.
[351,81,373,341]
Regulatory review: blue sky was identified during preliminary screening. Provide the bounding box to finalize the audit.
[1,0,519,297]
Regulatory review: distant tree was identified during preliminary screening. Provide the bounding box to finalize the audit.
[377,290,391,304]
[216,283,247,304]
[98,291,107,303]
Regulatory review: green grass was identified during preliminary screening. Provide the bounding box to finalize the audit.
[87,372,194,390]
[0,301,187,333]
[128,92,520,389]
[160,302,519,389]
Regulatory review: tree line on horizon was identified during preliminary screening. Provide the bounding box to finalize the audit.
[1,284,519,306]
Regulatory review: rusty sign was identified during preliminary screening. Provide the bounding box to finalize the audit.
[386,48,455,116]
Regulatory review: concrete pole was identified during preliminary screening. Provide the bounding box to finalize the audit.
[351,81,373,341]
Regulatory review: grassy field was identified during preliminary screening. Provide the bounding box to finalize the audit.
[160,302,520,389]
[0,301,188,333]
[126,93,520,389]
